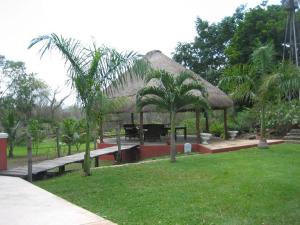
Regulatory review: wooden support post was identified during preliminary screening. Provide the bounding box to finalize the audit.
[56,127,61,158]
[95,157,99,167]
[131,113,134,124]
[27,134,33,182]
[205,111,209,132]
[139,112,144,145]
[196,110,201,143]
[224,109,228,140]
[58,165,65,174]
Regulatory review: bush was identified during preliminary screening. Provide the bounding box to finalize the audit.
[210,121,224,137]
[266,101,300,135]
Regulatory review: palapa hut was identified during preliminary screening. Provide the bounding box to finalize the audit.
[107,50,233,144]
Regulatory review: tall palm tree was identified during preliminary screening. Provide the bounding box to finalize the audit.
[29,33,140,175]
[219,43,276,149]
[136,70,208,162]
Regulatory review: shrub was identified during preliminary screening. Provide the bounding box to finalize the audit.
[210,121,224,137]
[266,101,300,135]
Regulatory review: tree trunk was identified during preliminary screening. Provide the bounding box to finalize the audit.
[56,127,61,158]
[83,119,91,176]
[67,144,71,155]
[170,110,176,162]
[8,140,14,158]
[116,125,121,163]
[223,109,229,140]
[195,110,200,143]
[258,105,269,149]
[98,118,104,143]
[27,134,32,182]
[139,112,144,145]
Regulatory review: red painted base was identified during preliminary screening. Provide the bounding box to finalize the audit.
[97,140,284,161]
[0,138,7,170]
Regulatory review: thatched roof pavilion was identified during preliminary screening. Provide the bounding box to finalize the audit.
[107,50,233,143]
[108,50,233,112]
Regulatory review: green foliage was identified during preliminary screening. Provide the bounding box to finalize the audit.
[137,70,208,161]
[2,60,48,121]
[266,101,300,134]
[173,6,244,85]
[29,33,141,175]
[61,118,77,155]
[28,119,44,155]
[210,121,225,137]
[226,5,287,64]
[231,109,258,132]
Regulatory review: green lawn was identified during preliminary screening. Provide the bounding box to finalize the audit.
[36,144,300,225]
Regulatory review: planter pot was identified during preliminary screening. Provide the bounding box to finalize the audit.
[200,133,212,145]
[228,131,239,140]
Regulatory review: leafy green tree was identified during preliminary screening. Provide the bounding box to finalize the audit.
[219,43,276,148]
[0,96,20,158]
[173,6,244,85]
[91,92,126,143]
[28,119,43,155]
[29,33,141,175]
[62,118,77,155]
[136,70,208,162]
[263,62,300,101]
[226,4,287,65]
[2,60,48,121]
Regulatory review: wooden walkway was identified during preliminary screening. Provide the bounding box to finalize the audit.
[0,145,138,178]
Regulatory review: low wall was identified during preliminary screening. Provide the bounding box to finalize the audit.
[97,142,202,161]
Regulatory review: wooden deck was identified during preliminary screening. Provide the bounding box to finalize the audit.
[0,145,138,178]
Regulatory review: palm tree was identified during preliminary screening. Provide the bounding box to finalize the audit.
[136,69,208,162]
[262,61,300,102]
[29,33,140,175]
[219,43,276,149]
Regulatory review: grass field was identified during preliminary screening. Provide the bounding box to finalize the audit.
[36,144,300,225]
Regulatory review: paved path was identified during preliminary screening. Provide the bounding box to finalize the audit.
[0,145,138,178]
[0,176,116,225]
[206,139,283,150]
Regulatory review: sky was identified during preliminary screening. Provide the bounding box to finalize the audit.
[0,0,281,105]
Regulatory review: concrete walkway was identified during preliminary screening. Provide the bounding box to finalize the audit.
[0,176,116,225]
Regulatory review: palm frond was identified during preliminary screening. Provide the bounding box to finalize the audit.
[179,82,207,97]
[136,86,166,99]
[136,96,168,112]
[176,94,209,111]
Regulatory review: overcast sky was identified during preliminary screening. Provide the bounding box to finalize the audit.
[0,0,280,105]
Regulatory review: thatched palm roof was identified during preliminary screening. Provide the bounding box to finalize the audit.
[107,50,233,113]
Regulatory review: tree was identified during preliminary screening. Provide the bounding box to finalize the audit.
[28,119,43,156]
[263,62,300,101]
[0,57,48,158]
[226,4,287,65]
[173,6,244,85]
[29,33,141,175]
[219,43,276,148]
[62,118,77,155]
[91,92,126,143]
[2,60,48,121]
[0,96,20,158]
[45,87,70,123]
[136,70,208,162]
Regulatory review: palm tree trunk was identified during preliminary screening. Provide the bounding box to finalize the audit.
[170,110,176,162]
[258,104,268,149]
[83,118,91,176]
